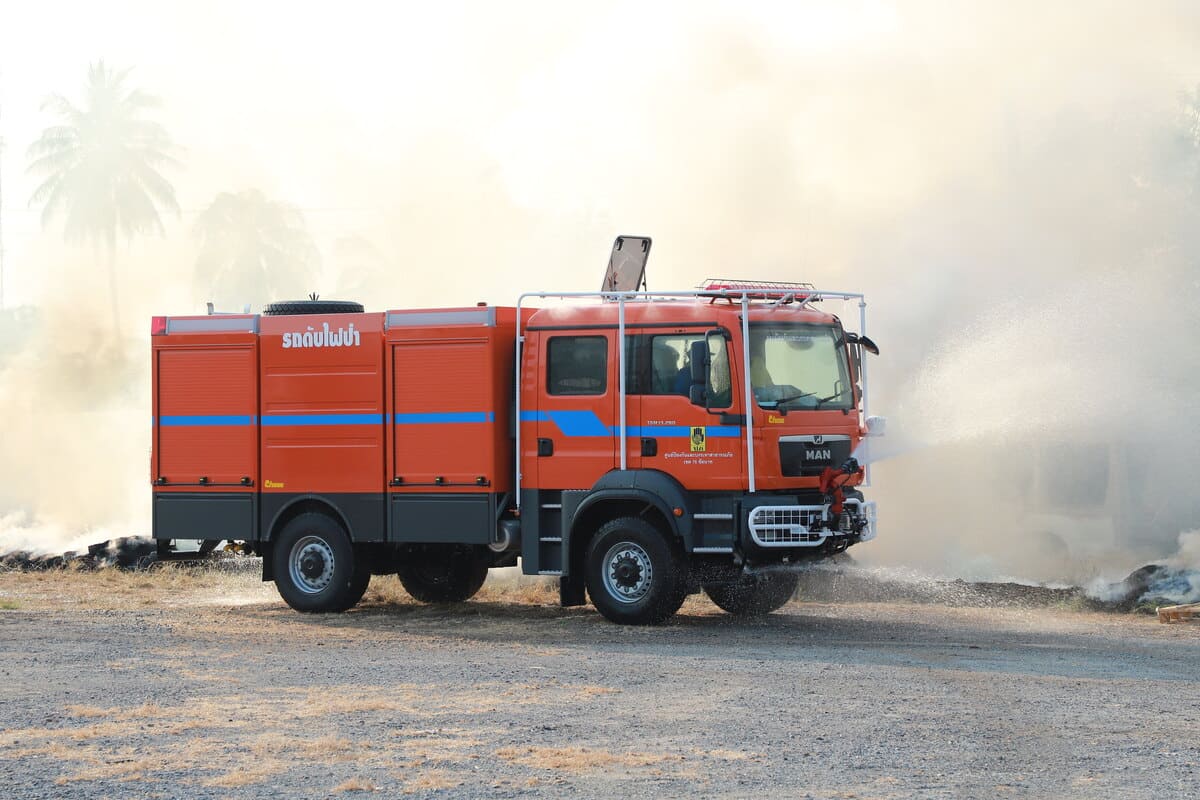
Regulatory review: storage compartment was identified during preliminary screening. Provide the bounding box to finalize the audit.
[153,493,256,541]
[390,494,493,544]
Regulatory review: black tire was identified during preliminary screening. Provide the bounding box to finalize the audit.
[584,517,687,625]
[272,513,369,613]
[263,300,364,316]
[704,571,799,617]
[397,545,490,603]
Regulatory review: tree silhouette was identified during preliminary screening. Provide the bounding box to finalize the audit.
[193,189,319,310]
[26,60,179,335]
[330,235,385,301]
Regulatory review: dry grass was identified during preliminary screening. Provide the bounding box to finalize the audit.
[0,565,270,611]
[67,721,153,741]
[250,732,362,762]
[4,739,89,761]
[4,558,579,615]
[360,576,416,606]
[702,748,758,760]
[65,702,162,721]
[395,728,484,763]
[361,572,559,608]
[475,575,558,605]
[54,755,160,784]
[202,762,287,788]
[494,745,685,773]
[64,704,113,719]
[333,776,378,793]
[404,769,461,792]
[277,685,423,717]
[577,685,622,697]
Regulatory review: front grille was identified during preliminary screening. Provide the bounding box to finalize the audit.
[748,505,828,547]
[779,435,852,477]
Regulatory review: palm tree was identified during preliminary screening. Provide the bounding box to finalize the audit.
[26,60,179,336]
[192,189,319,310]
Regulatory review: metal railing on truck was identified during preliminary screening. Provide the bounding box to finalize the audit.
[513,284,870,509]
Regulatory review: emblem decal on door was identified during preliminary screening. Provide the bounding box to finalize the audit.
[690,426,707,452]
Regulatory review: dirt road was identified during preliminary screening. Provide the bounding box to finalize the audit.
[1,566,1198,799]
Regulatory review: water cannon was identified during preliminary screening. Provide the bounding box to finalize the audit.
[818,456,863,514]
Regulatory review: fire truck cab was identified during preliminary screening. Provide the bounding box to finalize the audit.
[151,240,882,624]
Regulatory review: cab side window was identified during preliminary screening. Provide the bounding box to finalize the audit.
[624,333,728,401]
[547,336,607,395]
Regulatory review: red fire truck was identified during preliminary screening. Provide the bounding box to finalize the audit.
[151,238,882,624]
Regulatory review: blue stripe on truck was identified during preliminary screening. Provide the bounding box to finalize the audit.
[157,409,735,437]
[519,410,741,438]
[158,415,253,426]
[394,412,494,424]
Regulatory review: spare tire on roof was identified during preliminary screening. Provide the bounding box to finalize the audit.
[263,300,364,316]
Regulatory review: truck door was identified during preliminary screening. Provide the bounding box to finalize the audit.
[533,332,617,489]
[627,329,744,491]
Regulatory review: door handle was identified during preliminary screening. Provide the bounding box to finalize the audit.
[537,438,554,457]
[641,437,657,457]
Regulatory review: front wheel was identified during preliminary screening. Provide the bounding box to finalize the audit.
[704,571,798,616]
[397,545,490,603]
[272,513,370,613]
[585,517,686,625]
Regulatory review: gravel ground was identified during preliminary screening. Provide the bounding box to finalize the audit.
[0,565,1198,799]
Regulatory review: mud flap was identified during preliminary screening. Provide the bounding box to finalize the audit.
[260,541,275,582]
[560,574,587,607]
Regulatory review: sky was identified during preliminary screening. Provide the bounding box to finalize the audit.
[2,1,1200,578]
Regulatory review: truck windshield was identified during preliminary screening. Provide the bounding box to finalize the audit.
[749,324,853,411]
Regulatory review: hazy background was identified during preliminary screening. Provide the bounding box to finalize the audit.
[2,1,1199,582]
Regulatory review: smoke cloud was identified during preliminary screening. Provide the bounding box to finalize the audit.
[1,1,1199,579]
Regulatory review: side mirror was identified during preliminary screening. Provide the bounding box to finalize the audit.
[689,339,708,385]
[846,332,880,355]
[688,384,706,405]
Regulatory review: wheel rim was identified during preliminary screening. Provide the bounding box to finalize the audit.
[288,535,335,594]
[601,541,654,604]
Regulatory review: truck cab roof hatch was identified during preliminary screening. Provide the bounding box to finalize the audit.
[601,235,651,295]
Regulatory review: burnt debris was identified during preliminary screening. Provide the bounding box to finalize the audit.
[1,537,158,571]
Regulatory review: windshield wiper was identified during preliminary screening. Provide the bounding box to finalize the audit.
[771,392,815,413]
[812,391,843,409]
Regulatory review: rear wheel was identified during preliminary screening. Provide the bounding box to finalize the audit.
[397,545,490,603]
[272,513,369,613]
[584,517,686,625]
[704,572,799,616]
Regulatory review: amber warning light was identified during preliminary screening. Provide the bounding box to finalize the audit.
[151,316,167,336]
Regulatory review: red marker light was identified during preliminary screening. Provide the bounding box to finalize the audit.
[151,316,168,336]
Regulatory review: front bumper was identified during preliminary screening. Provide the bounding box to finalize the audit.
[747,498,877,548]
